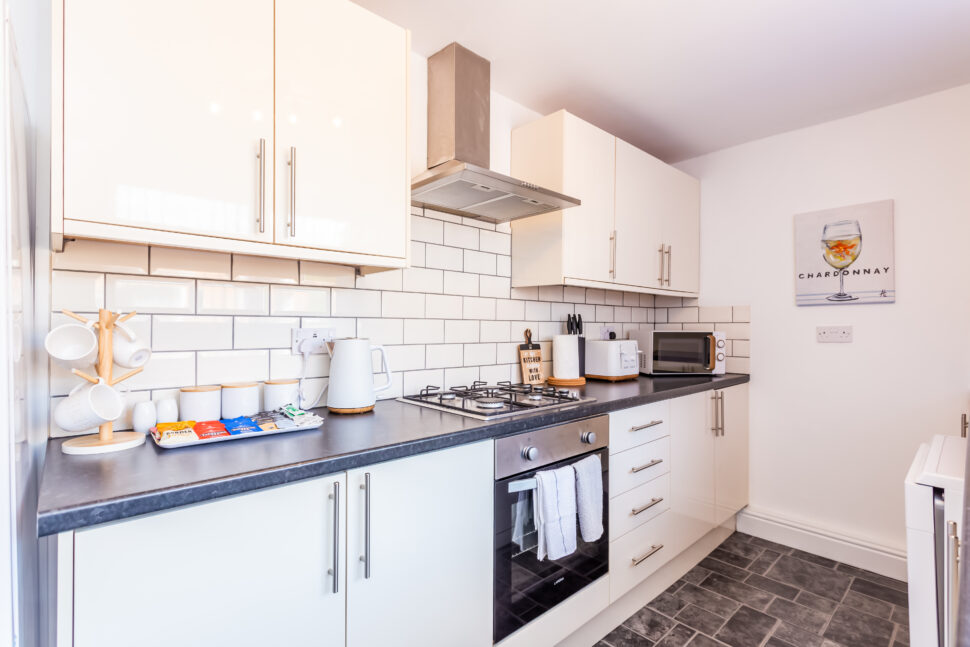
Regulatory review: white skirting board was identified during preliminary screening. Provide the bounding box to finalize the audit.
[737,506,907,581]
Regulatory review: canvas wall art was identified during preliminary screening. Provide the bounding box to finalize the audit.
[794,199,895,306]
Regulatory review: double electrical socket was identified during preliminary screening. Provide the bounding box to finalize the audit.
[291,327,337,354]
[816,326,853,343]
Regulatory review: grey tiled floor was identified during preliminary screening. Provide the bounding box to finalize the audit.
[595,532,909,647]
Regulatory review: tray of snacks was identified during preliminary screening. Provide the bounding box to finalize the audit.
[150,405,323,449]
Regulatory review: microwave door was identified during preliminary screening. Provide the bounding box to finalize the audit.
[653,333,715,374]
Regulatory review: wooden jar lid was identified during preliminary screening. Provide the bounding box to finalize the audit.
[265,379,298,385]
[180,385,221,392]
[222,382,258,389]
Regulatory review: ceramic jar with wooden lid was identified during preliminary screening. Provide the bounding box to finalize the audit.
[179,385,221,422]
[222,383,260,418]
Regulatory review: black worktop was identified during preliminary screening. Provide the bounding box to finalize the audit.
[37,373,749,536]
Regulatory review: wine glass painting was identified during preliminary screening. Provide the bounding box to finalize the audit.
[794,200,895,306]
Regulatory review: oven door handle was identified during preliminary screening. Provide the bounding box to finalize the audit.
[508,477,538,493]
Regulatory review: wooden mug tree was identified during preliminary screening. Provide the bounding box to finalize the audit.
[61,309,146,455]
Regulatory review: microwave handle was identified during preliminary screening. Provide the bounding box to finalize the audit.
[707,334,717,371]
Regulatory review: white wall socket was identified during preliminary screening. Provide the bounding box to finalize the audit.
[291,327,337,354]
[816,326,853,343]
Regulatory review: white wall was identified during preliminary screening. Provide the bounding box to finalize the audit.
[677,83,970,553]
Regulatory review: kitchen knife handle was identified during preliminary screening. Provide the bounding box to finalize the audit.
[328,481,340,593]
[360,473,371,579]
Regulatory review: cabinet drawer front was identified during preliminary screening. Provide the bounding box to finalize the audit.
[609,400,670,454]
[609,436,670,496]
[609,510,675,601]
[609,473,670,540]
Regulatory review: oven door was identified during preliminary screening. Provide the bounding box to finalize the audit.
[652,332,717,374]
[493,447,609,643]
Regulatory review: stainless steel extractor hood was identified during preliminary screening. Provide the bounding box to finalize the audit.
[410,43,580,223]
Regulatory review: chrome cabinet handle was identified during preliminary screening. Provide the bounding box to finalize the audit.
[664,245,672,286]
[631,458,663,473]
[631,420,663,432]
[288,146,297,237]
[719,391,726,436]
[711,393,719,436]
[328,481,340,593]
[257,138,266,233]
[609,231,617,278]
[632,497,664,516]
[962,413,968,438]
[360,473,371,579]
[632,544,664,566]
[657,244,665,285]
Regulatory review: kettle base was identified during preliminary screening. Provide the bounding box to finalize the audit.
[327,405,376,415]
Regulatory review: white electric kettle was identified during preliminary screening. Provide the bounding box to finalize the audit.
[326,338,392,413]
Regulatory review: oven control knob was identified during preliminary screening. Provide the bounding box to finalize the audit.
[521,446,539,461]
[716,339,725,349]
[581,431,597,445]
[717,353,725,361]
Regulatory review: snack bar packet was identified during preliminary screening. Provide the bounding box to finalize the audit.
[222,416,261,435]
[194,420,229,440]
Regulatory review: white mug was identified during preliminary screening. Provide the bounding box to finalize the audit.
[222,383,260,419]
[156,398,179,424]
[54,379,124,433]
[179,386,221,422]
[113,320,152,369]
[263,379,300,411]
[45,322,98,370]
[132,400,157,434]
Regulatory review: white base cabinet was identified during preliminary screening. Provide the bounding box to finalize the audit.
[714,384,750,525]
[61,442,493,647]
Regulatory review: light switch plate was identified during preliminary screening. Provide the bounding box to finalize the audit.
[291,327,336,354]
[816,326,853,343]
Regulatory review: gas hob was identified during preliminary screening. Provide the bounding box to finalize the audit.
[398,381,595,420]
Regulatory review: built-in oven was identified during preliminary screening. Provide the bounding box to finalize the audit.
[628,330,727,375]
[493,416,609,643]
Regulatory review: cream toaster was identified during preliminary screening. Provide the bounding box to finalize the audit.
[584,339,640,381]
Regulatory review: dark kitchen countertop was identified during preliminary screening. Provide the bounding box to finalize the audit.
[37,373,749,536]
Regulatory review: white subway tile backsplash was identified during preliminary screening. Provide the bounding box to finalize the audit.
[411,215,443,244]
[386,345,425,372]
[463,343,496,366]
[463,297,496,320]
[464,250,497,275]
[654,295,683,307]
[698,306,733,322]
[669,307,699,323]
[623,292,640,306]
[55,240,148,275]
[585,289,605,304]
[269,349,330,380]
[715,322,750,340]
[495,221,512,234]
[355,269,402,291]
[404,319,444,344]
[443,271,479,296]
[445,320,479,343]
[426,294,462,319]
[234,316,298,349]
[123,351,196,390]
[479,275,511,299]
[733,306,751,323]
[683,298,700,307]
[632,308,648,323]
[382,291,425,318]
[357,318,404,346]
[725,357,750,374]
[443,222,479,250]
[563,286,585,303]
[301,317,356,339]
[550,303,574,322]
[655,323,683,331]
[682,323,715,332]
[733,340,750,357]
[511,286,538,300]
[496,299,525,321]
[537,321,563,341]
[525,301,551,321]
[479,364,511,384]
[51,271,104,312]
[426,344,463,369]
[639,294,655,307]
[481,320,511,343]
[410,242,426,267]
[403,369,445,396]
[496,342,518,364]
[271,285,332,316]
[403,267,443,294]
[300,261,356,288]
[233,255,299,284]
[496,255,511,277]
[538,285,563,302]
[479,230,511,255]
[653,308,668,323]
[461,216,495,231]
[153,315,233,351]
[613,306,632,323]
[198,281,269,315]
[423,208,461,224]
[444,366,479,387]
[151,247,231,280]
[197,349,269,385]
[595,305,614,321]
[425,244,463,271]
[574,304,596,322]
[330,288,379,317]
[605,291,624,306]
[107,274,194,314]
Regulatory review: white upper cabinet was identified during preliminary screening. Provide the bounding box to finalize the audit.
[64,0,274,243]
[275,0,408,259]
[56,0,409,268]
[510,110,700,296]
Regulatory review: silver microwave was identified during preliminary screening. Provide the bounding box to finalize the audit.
[627,330,727,375]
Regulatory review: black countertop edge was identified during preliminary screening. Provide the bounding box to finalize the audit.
[37,374,749,536]
[958,435,970,642]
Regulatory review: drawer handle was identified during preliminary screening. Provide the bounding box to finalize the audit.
[632,544,664,566]
[630,420,663,432]
[632,497,664,516]
[631,458,663,473]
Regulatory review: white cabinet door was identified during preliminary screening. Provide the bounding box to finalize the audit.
[660,167,701,293]
[64,0,274,243]
[346,441,493,647]
[614,140,665,289]
[276,0,408,258]
[561,114,616,284]
[714,384,750,525]
[668,392,717,545]
[73,475,345,647]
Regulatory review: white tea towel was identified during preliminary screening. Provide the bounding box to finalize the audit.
[573,454,604,542]
[535,465,578,561]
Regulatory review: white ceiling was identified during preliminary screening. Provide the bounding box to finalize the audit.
[355,0,970,162]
